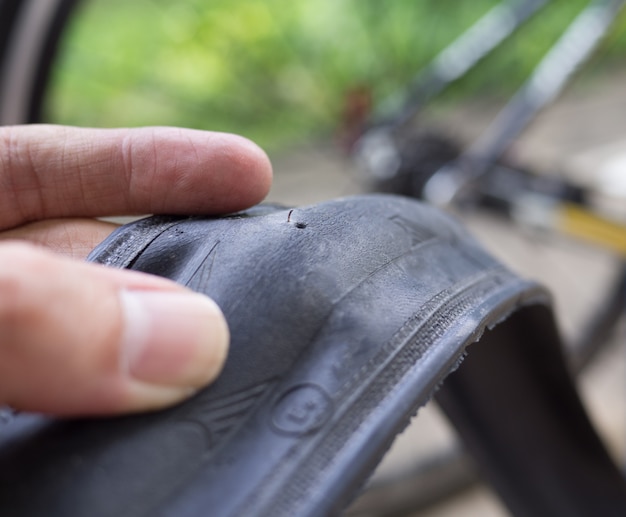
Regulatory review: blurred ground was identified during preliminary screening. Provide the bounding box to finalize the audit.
[265,66,626,517]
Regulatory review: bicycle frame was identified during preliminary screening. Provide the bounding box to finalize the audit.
[355,0,549,181]
[384,0,550,131]
[422,0,626,205]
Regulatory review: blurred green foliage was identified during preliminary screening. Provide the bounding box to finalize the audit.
[46,0,626,152]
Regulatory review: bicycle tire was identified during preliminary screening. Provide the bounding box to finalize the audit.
[0,194,624,517]
[0,0,80,125]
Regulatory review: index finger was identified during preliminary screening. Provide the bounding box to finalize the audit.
[0,125,272,231]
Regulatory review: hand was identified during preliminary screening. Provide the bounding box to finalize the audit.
[0,125,272,416]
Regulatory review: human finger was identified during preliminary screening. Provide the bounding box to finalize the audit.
[0,241,229,416]
[0,218,120,259]
[0,125,272,231]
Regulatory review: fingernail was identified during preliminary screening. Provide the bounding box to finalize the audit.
[118,290,229,393]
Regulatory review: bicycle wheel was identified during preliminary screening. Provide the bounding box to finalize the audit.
[0,0,79,125]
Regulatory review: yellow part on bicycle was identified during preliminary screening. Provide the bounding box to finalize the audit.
[558,203,626,257]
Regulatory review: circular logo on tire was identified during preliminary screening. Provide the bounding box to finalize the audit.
[271,384,333,436]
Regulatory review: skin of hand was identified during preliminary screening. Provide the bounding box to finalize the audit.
[0,125,272,416]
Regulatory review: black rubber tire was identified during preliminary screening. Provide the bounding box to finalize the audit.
[0,194,624,517]
[0,0,79,125]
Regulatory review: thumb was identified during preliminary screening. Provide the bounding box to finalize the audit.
[0,242,229,416]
